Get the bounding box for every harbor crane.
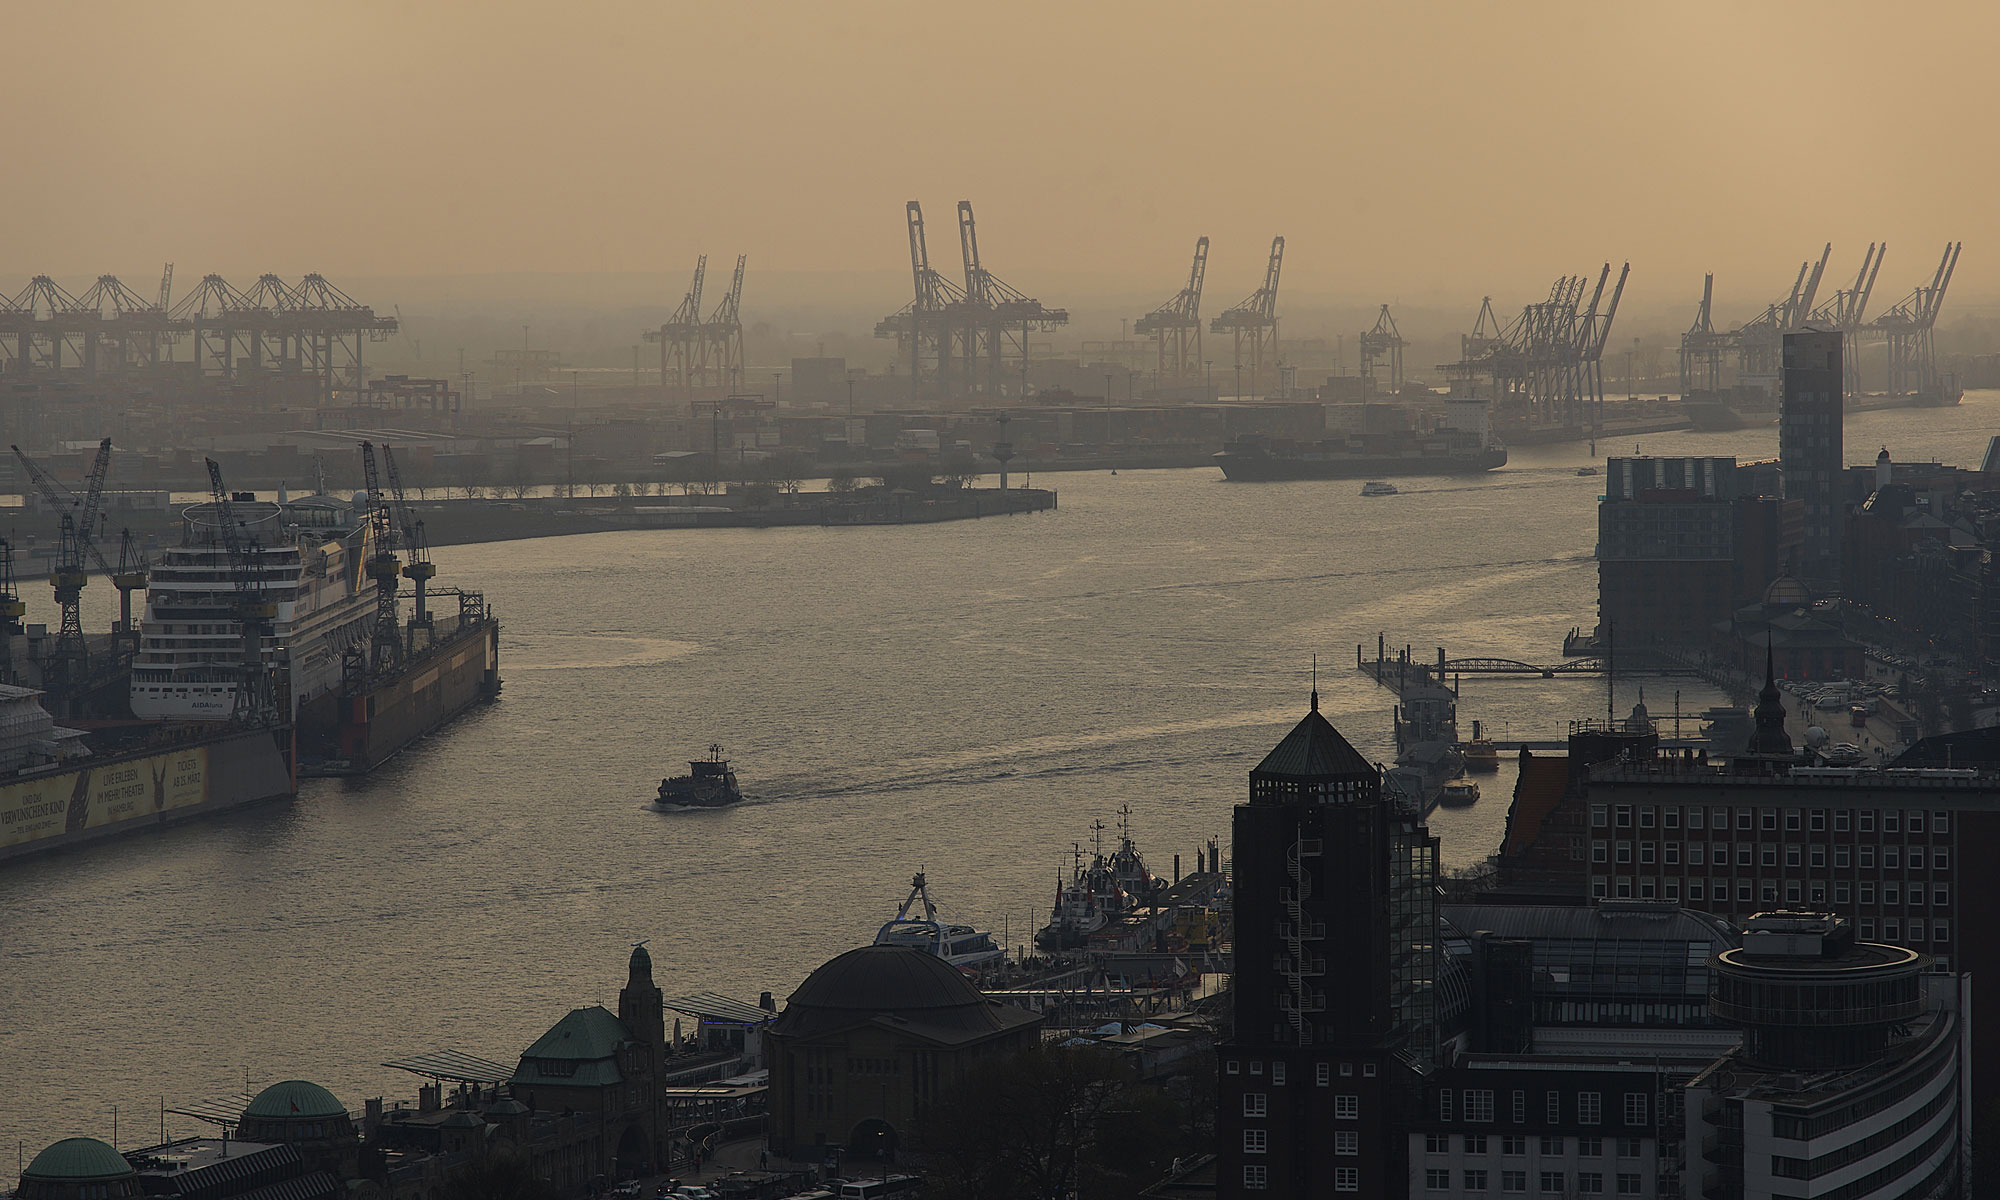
[1680,274,1725,396]
[0,542,24,684]
[1133,237,1208,381]
[1811,243,1886,394]
[953,201,1069,398]
[1211,237,1284,395]
[645,256,707,395]
[701,255,747,392]
[357,442,403,673]
[1873,242,1962,400]
[875,201,966,404]
[203,459,277,724]
[1359,304,1407,396]
[381,445,435,649]
[11,438,115,703]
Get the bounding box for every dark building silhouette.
[1780,329,1844,587]
[1218,691,1440,1196]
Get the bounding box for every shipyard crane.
[1133,237,1208,381]
[1211,237,1284,395]
[644,257,707,399]
[1359,304,1407,396]
[203,459,278,724]
[112,530,148,647]
[380,445,435,647]
[11,439,113,704]
[874,201,966,403]
[156,263,174,311]
[702,255,747,392]
[1873,242,1962,399]
[357,443,403,673]
[1810,243,1886,395]
[0,541,25,683]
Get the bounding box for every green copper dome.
[243,1080,347,1120]
[23,1138,134,1182]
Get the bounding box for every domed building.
[237,1080,361,1181]
[14,1138,140,1200]
[766,944,1043,1161]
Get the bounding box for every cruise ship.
[130,493,377,721]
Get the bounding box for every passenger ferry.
[130,492,377,721]
[873,872,1005,968]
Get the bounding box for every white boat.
[1439,778,1481,806]
[873,872,1005,968]
[130,493,377,721]
[1360,481,1398,496]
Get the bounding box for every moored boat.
[1439,777,1481,806]
[874,871,1005,968]
[1462,720,1500,772]
[1034,807,1163,952]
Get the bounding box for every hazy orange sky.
[7,2,1994,318]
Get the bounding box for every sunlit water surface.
[3,395,1994,1151]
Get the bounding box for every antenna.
[1311,653,1320,711]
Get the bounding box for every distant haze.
[9,2,1998,341]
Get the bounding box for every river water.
[3,396,1996,1155]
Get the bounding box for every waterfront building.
[1780,329,1846,588]
[235,1080,363,1180]
[1684,911,1965,1199]
[1216,692,1442,1197]
[764,944,1042,1163]
[505,944,676,1178]
[1403,905,1744,1199]
[1595,456,1800,649]
[12,1140,144,1200]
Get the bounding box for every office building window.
[1761,810,1777,831]
[1836,846,1850,868]
[1243,1093,1265,1117]
[1617,1138,1641,1157]
[1737,847,1752,867]
[1885,919,1900,940]
[1342,1062,1354,1076]
[1363,1064,1376,1077]
[1885,884,1899,905]
[1317,1064,1330,1086]
[1665,807,1680,829]
[1664,843,1679,865]
[1616,1173,1642,1194]
[1809,809,1825,831]
[1440,1091,1453,1121]
[1910,849,1924,870]
[1835,810,1850,831]
[1861,883,1875,904]
[1737,882,1751,903]
[1466,1135,1488,1154]
[1623,1094,1647,1126]
[1578,1137,1602,1157]
[1786,882,1801,903]
[1785,810,1800,831]
[1243,1165,1268,1191]
[1860,811,1874,832]
[1811,846,1825,867]
[1884,812,1900,833]
[1616,805,1631,827]
[1665,880,1680,901]
[1688,882,1704,900]
[1935,810,1949,834]
[1336,1095,1358,1120]
[1640,808,1655,829]
[1616,844,1631,864]
[1336,1130,1358,1156]
[1466,1090,1495,1123]
[1885,848,1899,869]
[1334,1167,1358,1192]
[1226,1060,1239,1074]
[1428,1134,1450,1154]
[1465,1169,1489,1191]
[1578,1174,1603,1194]
[1911,920,1926,941]
[1513,1091,1526,1122]
[1689,845,1704,866]
[1243,1130,1267,1154]
[1578,1093,1601,1124]
[1427,1169,1452,1190]
[1861,920,1875,939]
[1761,847,1776,868]
[1910,811,1925,833]
[1503,1136,1526,1156]
[1540,1171,1566,1194]
[1761,883,1777,903]
[1836,882,1851,904]
[1540,1136,1562,1155]
[1592,841,1607,863]
[1785,845,1801,867]
[1936,849,1949,870]
[1592,804,1607,827]
[1502,1171,1527,1193]
[1737,809,1752,830]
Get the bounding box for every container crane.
[381,445,435,648]
[702,255,747,392]
[874,201,965,404]
[644,257,707,398]
[1211,237,1284,394]
[204,458,278,724]
[0,540,25,683]
[1133,237,1208,381]
[357,442,403,673]
[1359,304,1406,396]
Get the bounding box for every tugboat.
[655,745,742,808]
[873,872,1006,968]
[1034,807,1163,952]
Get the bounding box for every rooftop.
[1252,696,1374,781]
[22,1138,134,1182]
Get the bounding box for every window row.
[1592,803,1951,836]
[1425,1170,1645,1194]
[1591,841,1947,871]
[1439,1090,1649,1127]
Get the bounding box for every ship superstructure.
[130,494,375,721]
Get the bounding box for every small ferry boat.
[656,745,742,808]
[874,872,1006,968]
[1360,481,1399,496]
[1439,778,1481,806]
[1575,466,1600,477]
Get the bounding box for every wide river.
[3,397,1996,1154]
